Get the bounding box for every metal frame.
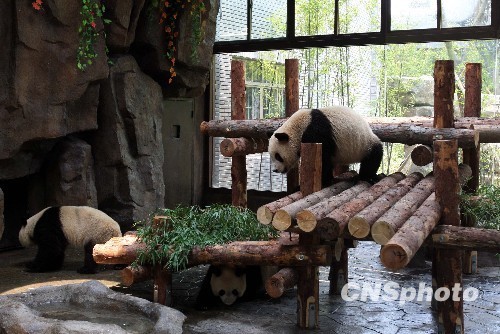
[214,0,500,54]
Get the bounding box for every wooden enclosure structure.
[93,60,500,333]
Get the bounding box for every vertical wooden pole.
[329,164,350,295]
[153,266,173,306]
[297,143,321,329]
[462,63,481,274]
[231,60,247,208]
[285,59,300,193]
[433,60,455,129]
[432,59,464,334]
[434,140,463,334]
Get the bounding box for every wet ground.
[1,242,498,333]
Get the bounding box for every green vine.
[32,0,109,71]
[133,204,279,271]
[152,0,206,83]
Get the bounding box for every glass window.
[391,0,437,30]
[252,0,287,39]
[441,0,491,28]
[338,0,381,34]
[216,0,248,41]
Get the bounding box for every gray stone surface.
[0,280,186,334]
[91,55,165,229]
[0,187,3,240]
[0,0,108,175]
[43,137,98,208]
[105,0,146,53]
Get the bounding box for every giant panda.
[19,206,122,274]
[269,106,383,186]
[195,265,277,309]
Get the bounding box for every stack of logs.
[256,163,496,272]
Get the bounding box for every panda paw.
[77,266,97,274]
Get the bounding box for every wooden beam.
[271,179,355,231]
[220,137,268,157]
[265,267,299,298]
[231,60,247,208]
[432,225,500,251]
[285,59,300,193]
[316,173,406,240]
[257,191,303,225]
[348,173,424,238]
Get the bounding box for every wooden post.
[297,143,321,329]
[433,60,455,129]
[153,266,173,306]
[462,63,481,274]
[285,59,300,193]
[434,140,463,334]
[231,60,247,208]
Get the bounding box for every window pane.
[295,0,336,36]
[391,0,437,30]
[441,0,491,28]
[216,0,247,41]
[338,0,381,34]
[252,0,287,39]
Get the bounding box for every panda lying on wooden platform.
[268,106,383,186]
[196,265,277,309]
[19,206,122,274]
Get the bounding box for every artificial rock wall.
[0,0,218,236]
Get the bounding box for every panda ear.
[274,132,289,142]
[234,267,246,277]
[211,266,222,277]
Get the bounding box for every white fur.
[269,106,380,173]
[19,206,122,248]
[210,267,246,305]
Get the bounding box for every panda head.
[268,131,301,174]
[210,266,247,306]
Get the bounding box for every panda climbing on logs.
[19,206,122,274]
[268,106,383,186]
[195,265,277,309]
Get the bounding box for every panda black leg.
[359,142,383,184]
[77,241,97,274]
[26,241,66,273]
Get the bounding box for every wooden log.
[265,267,299,298]
[271,180,355,231]
[93,234,145,265]
[432,225,500,251]
[433,60,455,128]
[257,191,303,225]
[153,267,172,306]
[199,117,500,143]
[299,143,322,195]
[434,140,460,225]
[371,164,471,245]
[433,61,464,334]
[296,182,370,233]
[316,173,406,240]
[285,59,300,193]
[369,125,478,148]
[231,60,247,208]
[462,63,482,274]
[371,176,435,245]
[348,173,424,239]
[220,137,268,157]
[411,145,433,166]
[380,193,440,270]
[189,240,332,267]
[121,265,152,287]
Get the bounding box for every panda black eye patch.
[232,289,239,296]
[275,153,284,163]
[218,290,225,296]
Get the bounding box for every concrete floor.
[1,242,498,334]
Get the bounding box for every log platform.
[93,59,500,333]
